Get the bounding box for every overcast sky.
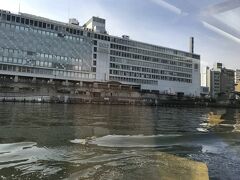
[1,0,240,71]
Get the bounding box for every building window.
[39,21,42,28]
[194,64,198,70]
[93,54,97,59]
[7,15,10,21]
[11,16,15,22]
[92,67,96,72]
[94,47,97,52]
[35,61,39,66]
[25,19,29,25]
[18,59,22,64]
[3,57,7,62]
[21,18,25,24]
[2,14,6,20]
[16,16,20,23]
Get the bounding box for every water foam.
[70,134,182,148]
[0,142,37,154]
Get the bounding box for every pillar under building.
[32,77,36,83]
[14,76,18,83]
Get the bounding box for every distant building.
[213,62,223,70]
[235,69,240,92]
[220,68,235,94]
[205,66,210,88]
[200,86,209,97]
[206,63,235,98]
[206,66,221,98]
[0,9,201,96]
[235,69,240,83]
[201,69,207,86]
[235,82,240,92]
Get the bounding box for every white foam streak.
[70,134,182,148]
[196,128,208,133]
[70,139,87,145]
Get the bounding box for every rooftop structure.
[0,9,201,96]
[83,16,106,34]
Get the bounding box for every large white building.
[0,10,201,96]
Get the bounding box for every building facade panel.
[0,10,96,82]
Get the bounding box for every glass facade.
[0,10,95,81]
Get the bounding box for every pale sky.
[1,0,240,72]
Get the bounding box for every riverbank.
[0,80,239,108]
[1,95,239,108]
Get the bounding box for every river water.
[0,103,240,179]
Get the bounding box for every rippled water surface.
[0,103,240,179]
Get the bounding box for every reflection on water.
[0,104,240,179]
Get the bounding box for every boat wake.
[70,134,183,148]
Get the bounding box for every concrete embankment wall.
[0,81,237,107]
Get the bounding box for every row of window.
[1,22,87,43]
[110,63,191,78]
[111,38,200,60]
[110,56,192,73]
[109,76,158,85]
[0,56,84,71]
[36,53,83,63]
[110,51,193,69]
[110,50,192,68]
[110,43,192,63]
[0,47,84,65]
[0,11,86,37]
[110,69,192,83]
[0,64,96,79]
[94,33,110,41]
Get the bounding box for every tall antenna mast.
[18,0,21,13]
[68,4,70,20]
[67,2,71,28]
